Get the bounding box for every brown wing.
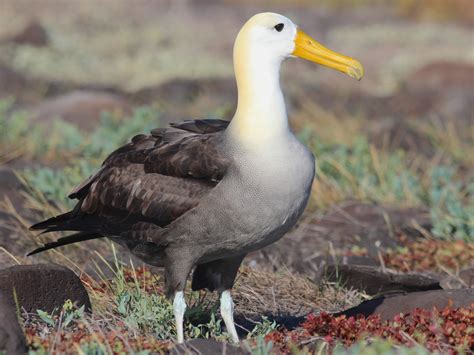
[31,119,230,246]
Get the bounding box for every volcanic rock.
[0,291,27,355]
[325,264,441,295]
[0,264,91,313]
[339,289,474,321]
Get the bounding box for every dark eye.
[274,23,284,32]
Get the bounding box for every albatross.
[29,12,363,343]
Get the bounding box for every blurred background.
[0,0,473,346]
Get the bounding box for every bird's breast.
[215,136,316,251]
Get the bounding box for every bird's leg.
[220,290,239,343]
[173,291,186,343]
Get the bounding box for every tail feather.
[27,232,103,256]
[29,211,75,231]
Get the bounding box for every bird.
[29,12,363,344]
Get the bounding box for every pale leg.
[173,291,186,343]
[220,290,239,343]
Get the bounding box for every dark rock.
[10,21,49,47]
[339,289,474,321]
[325,264,441,295]
[295,83,439,121]
[132,77,236,106]
[0,291,27,355]
[131,78,236,125]
[0,65,29,100]
[407,61,474,92]
[307,201,431,255]
[171,339,249,355]
[441,268,474,290]
[368,119,436,157]
[30,90,133,131]
[0,264,91,313]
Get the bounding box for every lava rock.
[30,90,133,131]
[0,264,91,313]
[0,291,27,355]
[408,61,474,92]
[339,289,474,321]
[325,264,441,295]
[171,339,249,355]
[9,21,49,47]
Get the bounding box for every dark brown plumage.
[29,119,233,293]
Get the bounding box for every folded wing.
[29,119,231,253]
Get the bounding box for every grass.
[0,101,158,166]
[20,252,472,354]
[20,246,359,354]
[1,96,472,243]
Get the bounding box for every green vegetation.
[0,101,158,165]
[24,252,283,353]
[1,98,470,241]
[301,130,473,241]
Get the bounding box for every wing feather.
[31,119,230,253]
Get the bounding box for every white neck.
[227,34,289,145]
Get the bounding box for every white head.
[234,13,297,67]
[234,12,363,80]
[230,12,363,143]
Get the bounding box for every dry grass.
[233,267,363,318]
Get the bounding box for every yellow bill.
[293,29,364,81]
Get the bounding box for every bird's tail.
[29,206,105,255]
[27,231,102,256]
[29,210,76,232]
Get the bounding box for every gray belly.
[168,137,316,263]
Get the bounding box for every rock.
[132,78,236,106]
[368,119,435,157]
[9,21,49,47]
[171,339,248,355]
[0,264,91,313]
[407,61,474,92]
[131,78,236,125]
[441,268,474,290]
[325,264,441,295]
[0,291,27,355]
[0,65,29,100]
[308,201,431,255]
[30,90,133,131]
[339,289,474,321]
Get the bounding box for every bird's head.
[235,12,364,81]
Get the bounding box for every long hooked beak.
[292,29,364,81]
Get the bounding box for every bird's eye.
[274,23,284,32]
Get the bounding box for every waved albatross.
[29,12,363,343]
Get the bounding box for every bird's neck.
[227,44,289,146]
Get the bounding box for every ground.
[0,0,473,354]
